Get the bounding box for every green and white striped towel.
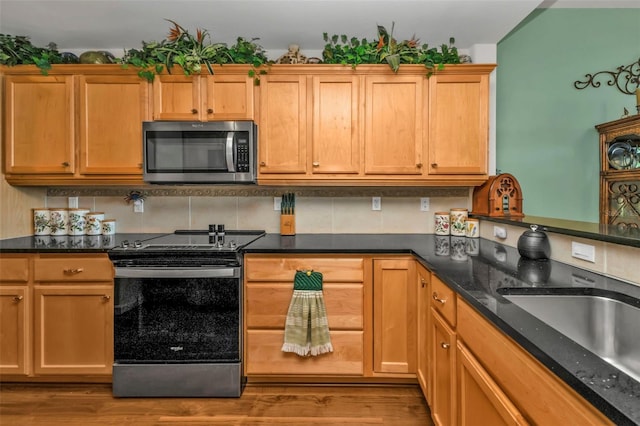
[281,270,333,356]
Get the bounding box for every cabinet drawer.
[0,258,30,283]
[34,256,113,282]
[245,257,364,282]
[246,283,364,330]
[431,274,456,327]
[245,330,364,376]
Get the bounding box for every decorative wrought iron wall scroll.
[574,58,640,95]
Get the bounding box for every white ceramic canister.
[102,219,116,235]
[450,208,468,237]
[33,208,51,235]
[48,208,69,236]
[68,208,90,236]
[465,218,480,238]
[86,212,105,236]
[434,212,450,235]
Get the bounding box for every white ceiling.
[0,0,638,60]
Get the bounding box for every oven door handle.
[114,267,239,279]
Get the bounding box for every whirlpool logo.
[170,346,184,352]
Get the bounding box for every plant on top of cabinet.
[121,20,269,83]
[0,34,69,74]
[322,23,461,74]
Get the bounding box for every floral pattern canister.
[48,208,68,236]
[434,212,450,235]
[33,208,50,235]
[102,219,116,235]
[86,212,104,236]
[450,208,468,237]
[68,208,90,236]
[465,218,480,238]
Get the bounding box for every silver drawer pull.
[441,342,450,349]
[63,268,84,274]
[13,295,23,302]
[432,292,447,304]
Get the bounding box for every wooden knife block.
[280,214,296,235]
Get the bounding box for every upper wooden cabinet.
[152,69,254,121]
[4,74,75,176]
[2,65,149,186]
[428,72,490,177]
[257,64,495,186]
[78,75,148,176]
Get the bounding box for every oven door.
[113,266,241,364]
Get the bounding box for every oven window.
[145,131,232,172]
[114,277,240,363]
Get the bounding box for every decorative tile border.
[47,186,469,198]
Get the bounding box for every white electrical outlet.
[372,197,381,211]
[68,197,78,208]
[571,241,595,263]
[133,199,144,213]
[274,197,282,211]
[493,226,507,239]
[420,197,430,211]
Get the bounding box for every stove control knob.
[228,240,237,249]
[134,240,142,248]
[121,240,129,248]
[215,240,224,249]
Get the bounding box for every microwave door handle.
[226,132,235,172]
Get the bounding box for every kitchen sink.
[499,290,640,382]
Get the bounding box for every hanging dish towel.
[282,270,333,356]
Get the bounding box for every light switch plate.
[571,241,595,263]
[133,199,144,213]
[68,197,78,208]
[420,197,430,211]
[274,197,282,211]
[493,226,507,239]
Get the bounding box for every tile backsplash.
[45,194,471,235]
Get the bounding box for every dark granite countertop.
[245,233,640,425]
[0,233,166,253]
[1,232,639,423]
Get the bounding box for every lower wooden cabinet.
[33,285,113,375]
[431,308,457,426]
[0,253,114,381]
[416,263,430,399]
[0,256,32,376]
[372,257,417,375]
[0,286,29,375]
[243,254,367,378]
[457,341,527,426]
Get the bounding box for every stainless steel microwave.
[143,121,257,184]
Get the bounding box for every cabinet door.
[258,74,307,174]
[0,287,29,375]
[152,74,201,120]
[33,285,113,375]
[78,75,149,175]
[431,309,456,426]
[311,75,361,174]
[204,74,254,120]
[428,73,489,175]
[457,342,529,426]
[416,264,431,400]
[364,75,424,175]
[3,75,75,174]
[373,258,417,374]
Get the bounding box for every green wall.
[496,8,640,223]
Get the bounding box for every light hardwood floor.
[0,383,434,425]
